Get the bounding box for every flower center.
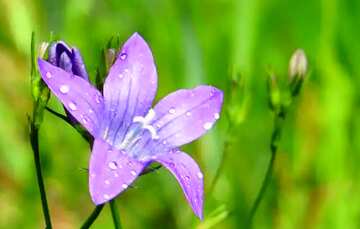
[116,109,159,155]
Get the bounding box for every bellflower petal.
[101,33,157,147]
[151,85,223,148]
[154,150,204,219]
[89,139,146,204]
[38,59,104,136]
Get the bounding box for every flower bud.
[288,49,307,97]
[289,49,307,81]
[48,41,89,80]
[267,73,281,111]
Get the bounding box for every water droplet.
[203,122,213,130]
[88,109,94,114]
[68,102,77,111]
[108,161,118,170]
[185,175,191,181]
[169,162,175,168]
[197,172,203,179]
[118,73,124,78]
[82,116,90,124]
[214,113,220,120]
[122,184,128,189]
[186,112,191,116]
[124,69,129,74]
[168,108,176,114]
[105,180,110,185]
[162,140,167,145]
[45,72,52,78]
[120,53,127,60]
[103,194,110,200]
[114,172,119,177]
[90,173,96,178]
[151,156,157,160]
[130,170,136,176]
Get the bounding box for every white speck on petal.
[46,72,52,78]
[168,108,176,114]
[130,170,136,176]
[120,53,127,60]
[108,161,118,170]
[197,172,203,179]
[203,122,213,130]
[103,194,110,200]
[122,184,128,189]
[214,113,220,119]
[105,180,110,185]
[60,85,70,94]
[68,102,77,111]
[186,112,191,116]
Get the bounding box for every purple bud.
[48,41,89,80]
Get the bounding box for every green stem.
[109,199,122,229]
[247,112,285,226]
[29,121,52,229]
[80,204,105,229]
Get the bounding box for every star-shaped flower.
[37,33,223,219]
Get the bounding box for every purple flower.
[37,33,223,219]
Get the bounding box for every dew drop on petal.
[88,109,94,114]
[203,122,213,130]
[59,85,70,94]
[130,170,136,176]
[119,53,127,60]
[162,140,167,145]
[103,194,110,200]
[197,172,203,179]
[82,115,90,124]
[169,162,175,168]
[108,161,118,170]
[168,108,176,114]
[186,112,191,116]
[214,113,220,120]
[118,73,124,78]
[68,102,77,111]
[114,172,119,177]
[46,72,52,79]
[122,184,128,189]
[105,180,110,185]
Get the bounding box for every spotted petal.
[102,33,158,146]
[152,85,223,148]
[89,139,146,204]
[155,150,204,219]
[38,58,104,136]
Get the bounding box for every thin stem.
[247,112,285,226]
[80,204,105,229]
[109,199,122,229]
[29,121,52,229]
[45,107,71,124]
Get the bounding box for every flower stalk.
[29,32,52,229]
[80,204,105,229]
[109,199,122,229]
[247,49,308,226]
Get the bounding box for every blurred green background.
[1,0,360,228]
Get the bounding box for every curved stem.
[29,121,52,229]
[109,199,122,229]
[80,204,105,229]
[247,113,285,226]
